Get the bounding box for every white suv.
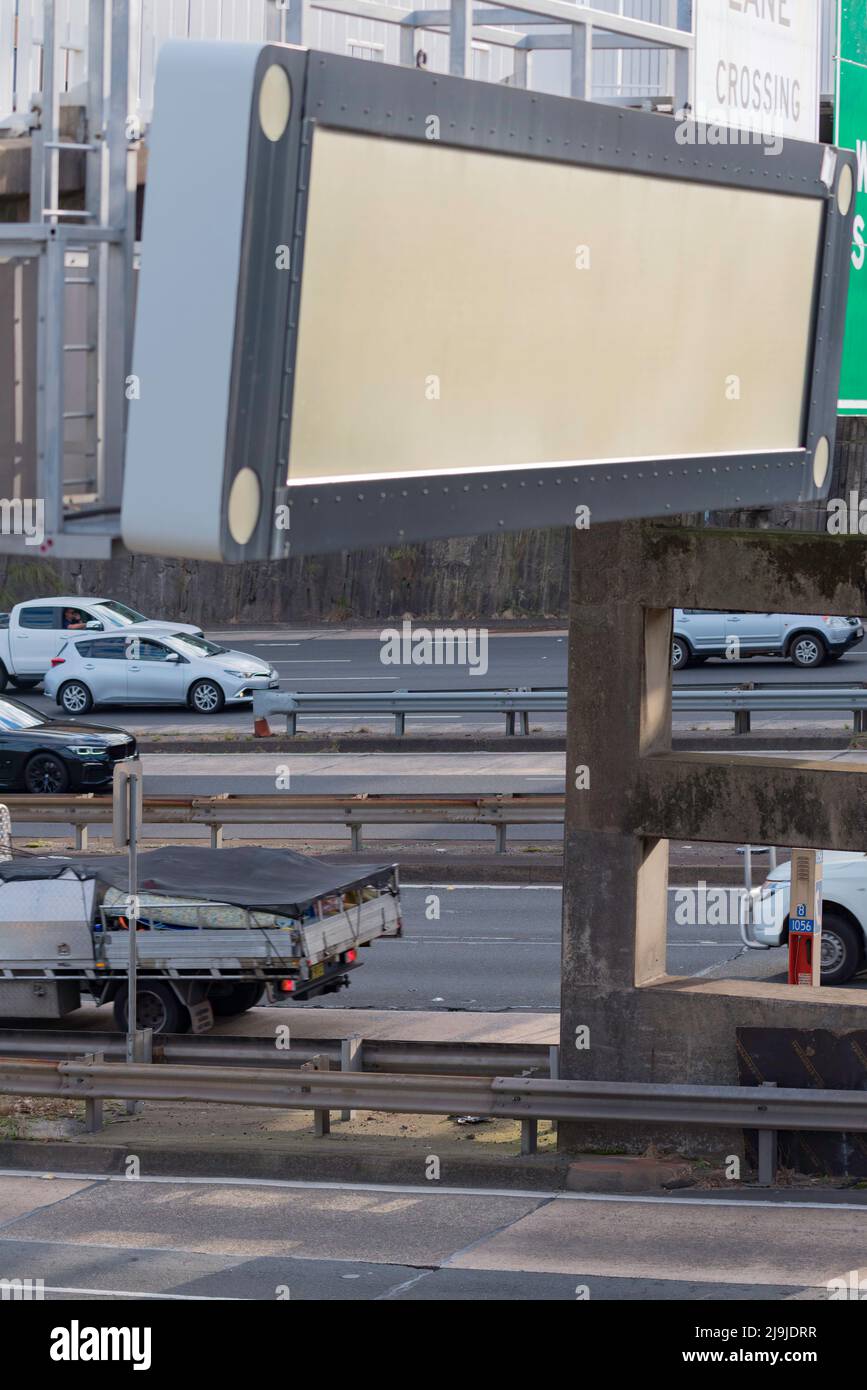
[672,610,864,670]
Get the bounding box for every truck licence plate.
[310,962,325,979]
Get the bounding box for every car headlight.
[824,617,849,628]
[66,745,107,757]
[223,668,251,679]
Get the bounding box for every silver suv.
[672,611,864,670]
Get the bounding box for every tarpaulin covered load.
[0,847,397,918]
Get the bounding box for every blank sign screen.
[287,127,822,484]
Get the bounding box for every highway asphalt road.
[10,626,867,734]
[1,1170,863,1301]
[276,885,849,1012]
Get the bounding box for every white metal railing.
[2,0,691,122]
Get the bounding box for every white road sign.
[694,0,821,142]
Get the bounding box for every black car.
[0,695,136,793]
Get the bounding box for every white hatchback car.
[44,631,279,715]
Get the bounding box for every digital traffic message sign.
[122,42,855,562]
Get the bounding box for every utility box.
[788,849,823,987]
[0,980,81,1019]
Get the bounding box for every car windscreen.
[0,698,44,730]
[169,633,226,658]
[93,600,149,626]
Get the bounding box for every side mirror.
[85,620,103,630]
[165,652,181,662]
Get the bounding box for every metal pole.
[449,0,472,77]
[101,0,135,510]
[39,0,65,541]
[757,1081,777,1186]
[84,1051,105,1132]
[126,769,138,1114]
[570,21,593,100]
[339,1033,363,1121]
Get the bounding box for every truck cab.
[0,598,204,690]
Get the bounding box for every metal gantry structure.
[0,0,135,556]
[0,0,695,558]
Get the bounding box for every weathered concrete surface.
[640,750,867,851]
[559,521,867,1157]
[586,518,867,616]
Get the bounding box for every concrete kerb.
[134,734,861,755]
[0,1137,573,1192]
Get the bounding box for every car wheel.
[58,680,93,715]
[789,635,826,668]
[819,912,863,987]
[671,638,691,670]
[24,752,70,795]
[189,679,225,714]
[113,982,190,1035]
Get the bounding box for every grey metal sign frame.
[204,47,855,561]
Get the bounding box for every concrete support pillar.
[559,524,670,1145]
[557,519,867,1158]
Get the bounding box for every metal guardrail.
[256,682,867,737]
[0,1027,557,1078]
[253,688,566,736]
[2,791,564,853]
[1,1058,861,1181]
[672,682,867,734]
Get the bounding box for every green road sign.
[840,0,867,66]
[836,2,867,413]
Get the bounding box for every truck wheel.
[210,983,264,1017]
[0,662,8,692]
[189,679,225,714]
[820,912,863,987]
[58,680,93,715]
[113,982,190,1035]
[23,752,70,794]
